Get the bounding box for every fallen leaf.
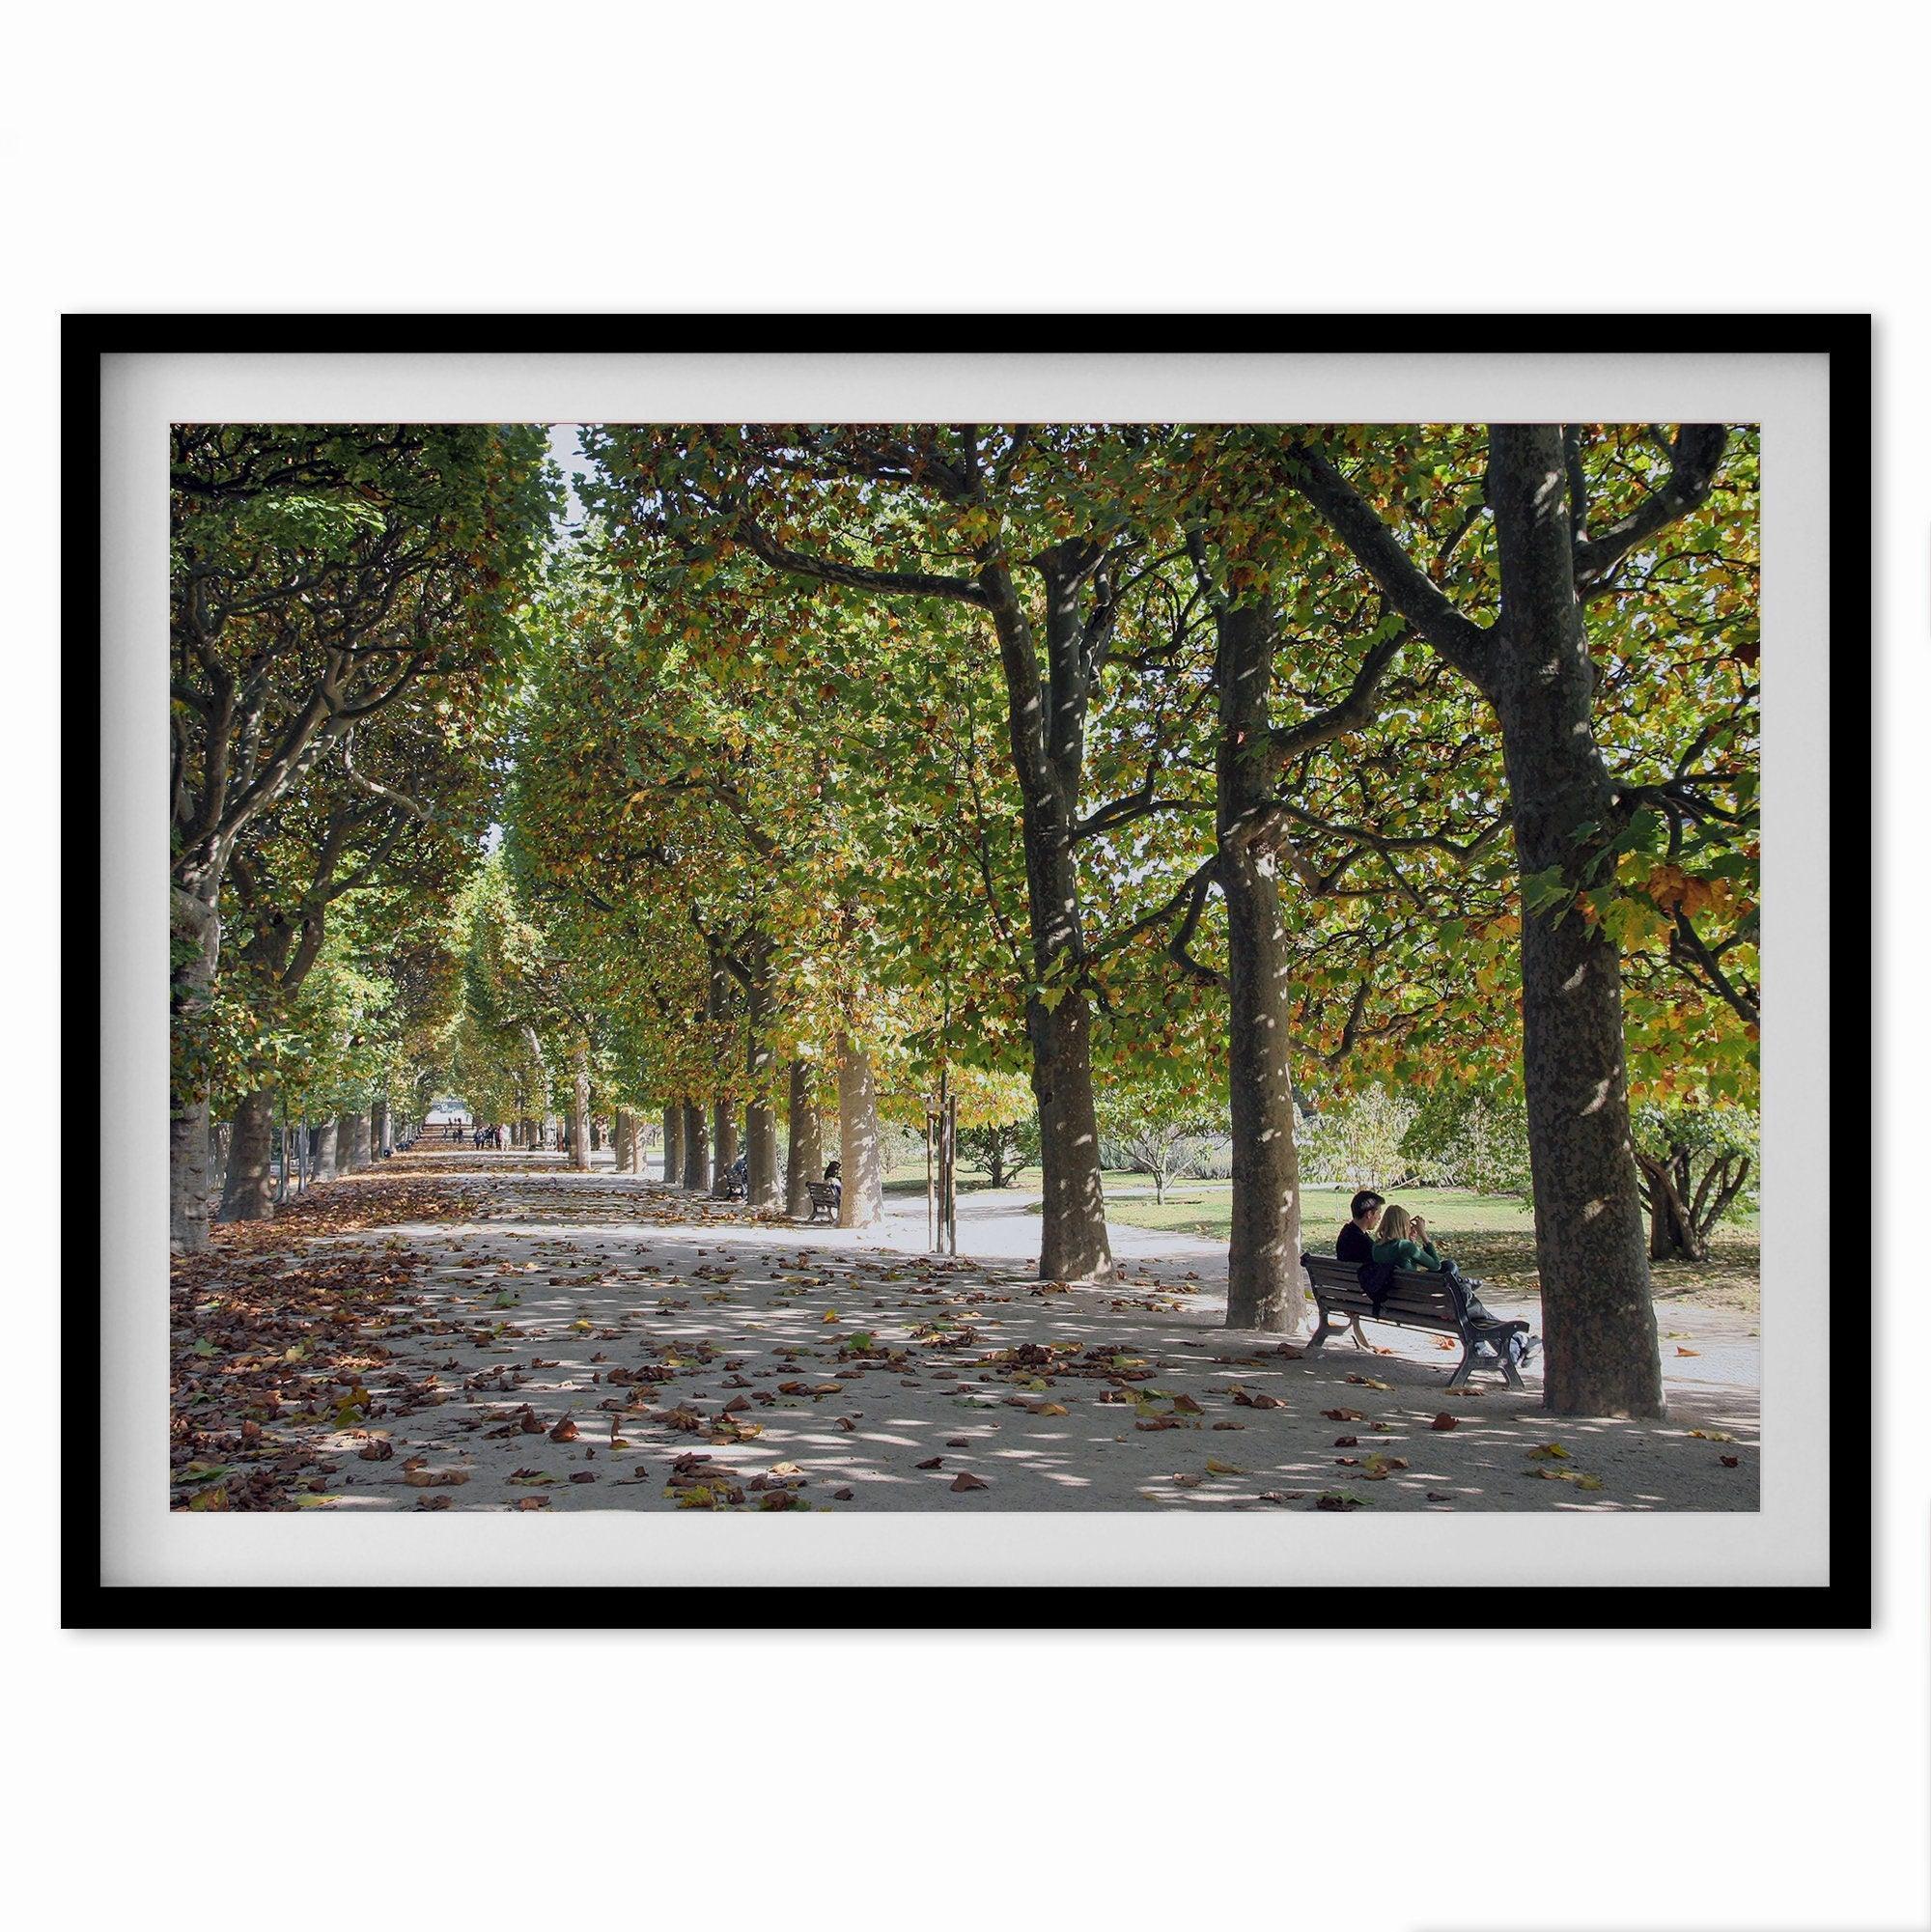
[548,1416,579,1442]
[1430,1414,1459,1432]
[950,1472,989,1493]
[915,1456,945,1470]
[1322,1409,1363,1423]
[1525,1442,1571,1460]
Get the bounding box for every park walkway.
[169,1152,1762,1514]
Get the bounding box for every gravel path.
[171,1154,1760,1514]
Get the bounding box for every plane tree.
[169,423,552,1247]
[1282,421,1754,1414]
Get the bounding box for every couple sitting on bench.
[1336,1190,1539,1368]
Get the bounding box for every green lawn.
[1108,1182,1537,1240]
[1105,1179,1758,1315]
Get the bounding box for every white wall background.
[13,7,1922,1930]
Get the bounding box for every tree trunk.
[984,545,1115,1284]
[742,959,781,1209]
[1026,989,1111,1280]
[1217,601,1308,1334]
[614,1107,634,1173]
[1639,1150,1711,1264]
[836,1030,885,1228]
[312,1116,339,1181]
[169,884,221,1252]
[1489,425,1663,1418]
[785,1059,819,1218]
[683,1101,710,1191]
[571,1039,592,1172]
[712,1103,740,1195]
[217,1088,278,1222]
[373,1099,390,1158]
[661,1106,683,1186]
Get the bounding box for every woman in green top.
[1370,1202,1448,1271]
[1371,1203,1531,1358]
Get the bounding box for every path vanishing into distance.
[169,1151,1762,1515]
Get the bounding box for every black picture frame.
[68,312,1871,1631]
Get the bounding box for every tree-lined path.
[170,1153,1759,1514]
[170,419,1762,1490]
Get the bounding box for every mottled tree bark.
[836,1031,885,1228]
[1026,990,1110,1280]
[683,1101,710,1191]
[1488,426,1663,1417]
[312,1116,339,1181]
[614,1107,635,1173]
[991,546,1116,1284]
[785,1059,820,1218]
[570,1039,592,1172]
[373,1099,390,1158]
[217,1088,278,1223]
[661,1106,683,1186]
[169,885,221,1252]
[742,955,781,1209]
[1216,608,1307,1331]
[712,1103,740,1195]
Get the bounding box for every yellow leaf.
[1525,1442,1571,1460]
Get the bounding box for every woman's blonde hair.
[1378,1203,1413,1244]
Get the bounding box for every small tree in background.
[1096,1087,1220,1206]
[956,1117,1041,1189]
[1633,1103,1757,1263]
[1301,1088,1423,1192]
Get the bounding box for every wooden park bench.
[1302,1252,1526,1390]
[804,1180,841,1223]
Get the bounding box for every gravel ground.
[171,1157,1760,1515]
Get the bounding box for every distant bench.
[804,1181,840,1223]
[1302,1252,1525,1390]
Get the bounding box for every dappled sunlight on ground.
[169,1159,1761,1514]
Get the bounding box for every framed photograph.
[71,315,1866,1626]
